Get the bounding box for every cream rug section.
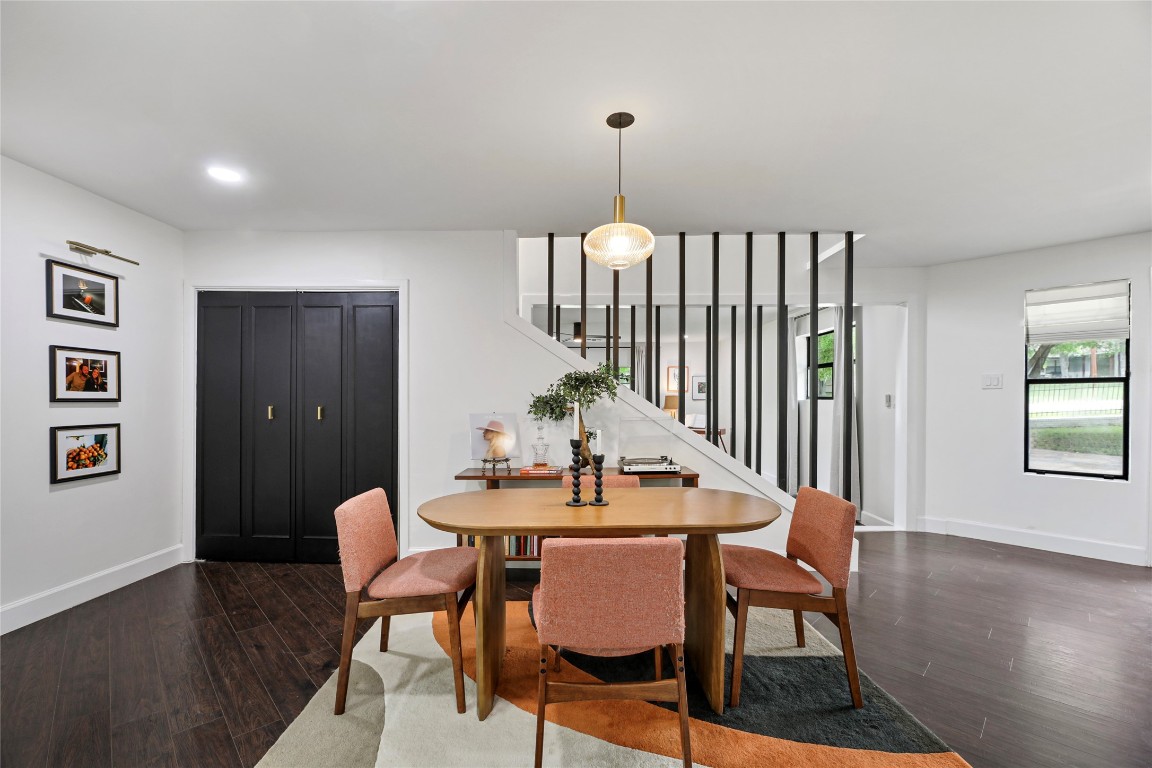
[258,612,685,767]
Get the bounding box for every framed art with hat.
[468,413,520,461]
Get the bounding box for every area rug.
[258,604,970,767]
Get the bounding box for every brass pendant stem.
[613,195,626,224]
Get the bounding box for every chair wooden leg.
[654,646,663,680]
[445,593,466,714]
[535,644,548,768]
[834,588,864,709]
[672,643,692,767]
[334,591,360,716]
[793,609,805,647]
[729,588,749,708]
[378,616,391,652]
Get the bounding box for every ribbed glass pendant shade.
[584,222,656,270]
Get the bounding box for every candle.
[572,403,579,440]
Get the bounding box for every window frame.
[1024,339,1130,481]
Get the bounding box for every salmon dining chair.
[560,473,641,489]
[532,537,692,768]
[722,486,863,709]
[333,488,478,716]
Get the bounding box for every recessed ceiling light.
[207,165,245,184]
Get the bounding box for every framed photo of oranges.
[50,423,121,483]
[45,259,120,327]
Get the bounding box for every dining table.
[418,486,782,720]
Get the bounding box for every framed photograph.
[666,365,688,393]
[46,259,119,327]
[50,423,121,484]
[49,346,121,402]
[691,374,708,400]
[468,413,521,461]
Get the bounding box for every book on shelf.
[519,466,563,475]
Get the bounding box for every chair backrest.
[536,537,684,653]
[333,488,398,593]
[786,486,857,590]
[561,474,640,489]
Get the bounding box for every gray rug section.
[257,659,386,768]
[562,606,951,755]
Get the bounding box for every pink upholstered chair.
[333,488,478,715]
[561,474,640,489]
[722,486,863,709]
[532,537,691,768]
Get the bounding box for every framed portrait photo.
[666,365,688,393]
[468,413,521,461]
[50,423,121,484]
[49,346,121,402]
[691,374,708,400]
[45,259,120,327]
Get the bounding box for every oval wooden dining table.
[418,486,783,720]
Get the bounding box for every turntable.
[619,456,682,474]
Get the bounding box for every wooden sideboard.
[453,465,699,489]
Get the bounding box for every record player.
[619,456,682,474]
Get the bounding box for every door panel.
[297,297,345,562]
[197,296,245,560]
[348,295,399,530]
[249,296,295,547]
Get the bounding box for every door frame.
[182,280,410,563]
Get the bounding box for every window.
[799,327,855,400]
[815,330,835,399]
[1024,280,1130,479]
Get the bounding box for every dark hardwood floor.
[2,533,1148,767]
[808,533,1152,768]
[1,561,363,768]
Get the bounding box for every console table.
[454,465,699,489]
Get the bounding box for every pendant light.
[583,112,655,270]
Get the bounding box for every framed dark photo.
[49,346,121,402]
[45,259,120,327]
[50,423,121,484]
[691,374,708,400]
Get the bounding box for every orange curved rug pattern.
[434,603,970,768]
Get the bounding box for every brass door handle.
[267,405,274,420]
[317,405,324,421]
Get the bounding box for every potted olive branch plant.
[528,363,619,469]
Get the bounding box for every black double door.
[196,291,398,563]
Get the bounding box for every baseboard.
[860,509,894,527]
[920,517,1147,566]
[1,544,185,634]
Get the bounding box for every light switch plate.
[981,373,1003,390]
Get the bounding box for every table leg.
[684,533,726,714]
[473,535,506,719]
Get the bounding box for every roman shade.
[1025,279,1130,344]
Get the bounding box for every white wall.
[1,158,186,631]
[182,231,799,561]
[859,305,906,524]
[924,232,1151,565]
[182,231,573,556]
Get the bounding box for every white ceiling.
[2,2,1148,267]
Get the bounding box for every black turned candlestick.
[566,439,587,507]
[589,454,609,506]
